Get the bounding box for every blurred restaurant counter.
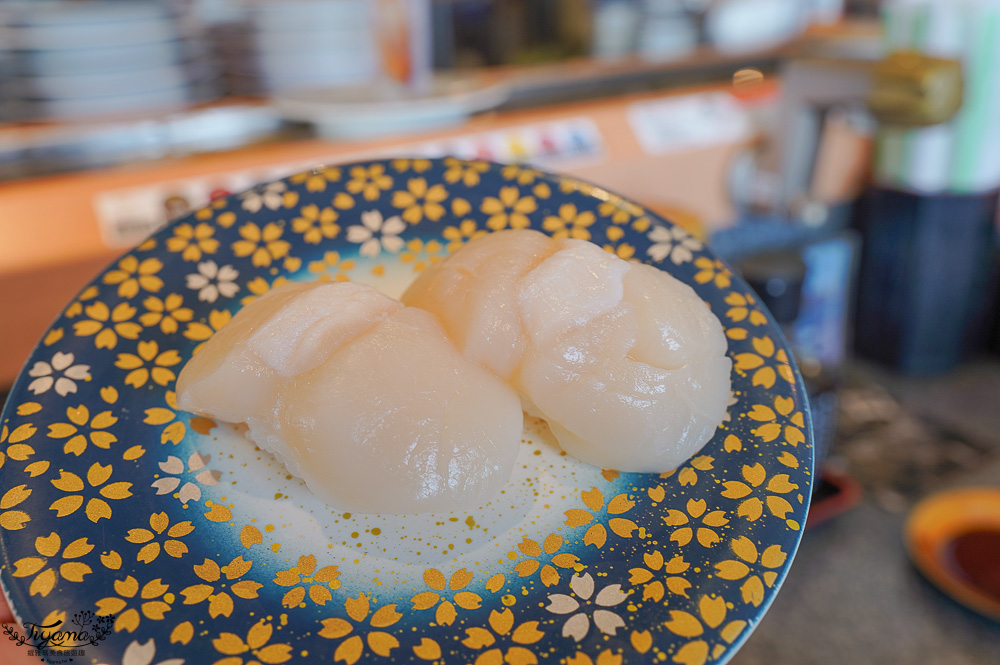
[733,360,1000,665]
[0,14,881,387]
[0,74,787,387]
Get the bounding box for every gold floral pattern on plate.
[0,159,812,665]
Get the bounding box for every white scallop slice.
[403,229,554,379]
[176,281,523,514]
[516,305,732,472]
[404,229,732,473]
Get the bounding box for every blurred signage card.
[628,91,752,155]
[415,118,605,168]
[93,117,606,249]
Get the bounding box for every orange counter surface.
[0,81,775,387]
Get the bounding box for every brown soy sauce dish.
[905,486,1000,622]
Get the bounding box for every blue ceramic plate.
[0,159,812,665]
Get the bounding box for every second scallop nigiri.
[403,229,732,473]
[176,281,524,514]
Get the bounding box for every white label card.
[628,91,752,155]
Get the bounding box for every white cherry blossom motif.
[346,209,406,259]
[240,181,288,213]
[27,352,91,396]
[185,261,239,303]
[647,224,703,265]
[98,638,184,665]
[545,573,628,642]
[152,452,220,504]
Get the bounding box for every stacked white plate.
[637,0,699,62]
[1,1,205,121]
[220,0,379,97]
[275,73,509,139]
[591,1,642,60]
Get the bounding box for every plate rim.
[0,157,815,664]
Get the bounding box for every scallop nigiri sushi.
[176,281,523,514]
[403,229,732,472]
